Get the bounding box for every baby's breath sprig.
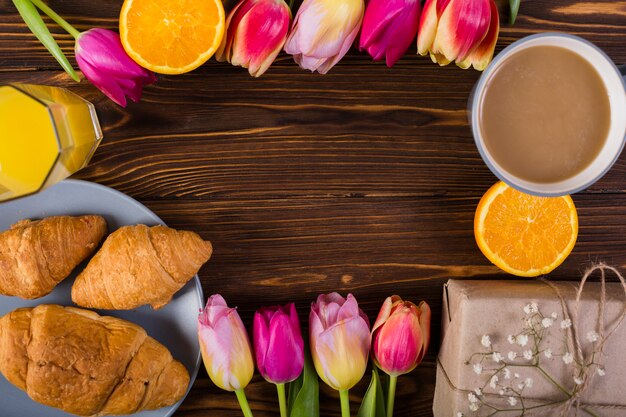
[461,302,606,417]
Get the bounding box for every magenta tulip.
[253,303,304,383]
[75,28,156,107]
[359,0,421,67]
[216,0,291,77]
[254,303,304,417]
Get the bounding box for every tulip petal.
[313,315,370,390]
[77,57,127,107]
[253,311,271,375]
[431,0,490,63]
[372,296,394,334]
[215,0,247,62]
[416,301,432,363]
[417,0,438,56]
[455,0,499,70]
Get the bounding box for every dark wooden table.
[2,0,626,415]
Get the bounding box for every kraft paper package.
[434,268,626,417]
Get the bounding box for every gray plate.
[0,179,203,417]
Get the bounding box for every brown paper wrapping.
[433,279,626,417]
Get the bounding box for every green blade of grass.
[12,0,79,81]
[509,0,520,25]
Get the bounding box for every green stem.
[386,375,398,417]
[235,389,254,417]
[339,390,350,417]
[276,383,288,417]
[30,0,80,38]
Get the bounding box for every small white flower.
[507,351,517,361]
[561,319,572,329]
[492,352,503,363]
[544,348,553,359]
[525,377,534,388]
[474,387,482,396]
[523,350,533,360]
[498,389,505,396]
[517,334,529,347]
[597,367,606,376]
[481,335,492,348]
[517,382,525,390]
[457,413,464,417]
[503,368,511,380]
[574,376,584,385]
[489,375,499,389]
[468,392,478,403]
[507,334,516,345]
[514,372,520,379]
[507,396,518,406]
[563,352,574,364]
[587,331,599,343]
[523,304,531,315]
[541,317,554,328]
[551,312,558,319]
[523,303,538,315]
[473,363,483,375]
[469,402,479,412]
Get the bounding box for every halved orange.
[474,181,578,277]
[120,0,225,75]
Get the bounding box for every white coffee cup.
[469,33,626,196]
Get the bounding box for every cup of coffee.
[469,33,626,196]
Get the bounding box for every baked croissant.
[0,304,189,416]
[0,215,107,299]
[72,224,212,310]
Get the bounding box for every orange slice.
[120,0,225,75]
[474,181,578,277]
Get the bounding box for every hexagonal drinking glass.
[0,84,102,202]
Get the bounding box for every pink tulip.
[198,295,255,392]
[253,303,304,384]
[417,0,500,70]
[359,0,421,67]
[371,295,431,376]
[309,293,370,391]
[284,0,365,74]
[216,0,291,77]
[75,28,156,107]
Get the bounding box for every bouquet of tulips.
[198,292,431,417]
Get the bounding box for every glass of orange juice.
[0,84,102,202]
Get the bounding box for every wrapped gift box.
[433,277,626,417]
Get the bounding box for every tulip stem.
[276,383,288,417]
[339,390,350,417]
[387,375,398,417]
[235,389,254,417]
[29,0,81,38]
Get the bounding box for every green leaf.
[357,367,386,417]
[509,0,520,25]
[288,345,319,417]
[11,0,79,81]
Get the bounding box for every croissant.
[0,215,107,299]
[72,224,212,310]
[0,304,189,416]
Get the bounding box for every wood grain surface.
[1,0,626,415]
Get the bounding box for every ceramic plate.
[0,179,203,417]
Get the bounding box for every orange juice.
[0,84,102,201]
